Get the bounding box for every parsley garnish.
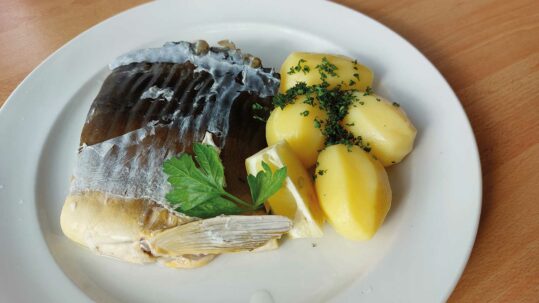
[273,82,310,109]
[164,143,287,218]
[300,110,310,117]
[313,118,322,128]
[252,103,264,110]
[251,101,268,122]
[364,86,373,95]
[392,102,400,107]
[315,57,338,80]
[247,162,288,206]
[272,57,373,151]
[287,59,311,75]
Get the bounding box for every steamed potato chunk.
[279,52,373,93]
[266,96,327,168]
[343,93,417,166]
[315,144,391,240]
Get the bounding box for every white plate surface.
[0,0,481,302]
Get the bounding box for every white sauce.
[140,85,174,101]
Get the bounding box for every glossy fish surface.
[60,41,290,268]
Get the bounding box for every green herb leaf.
[177,196,244,219]
[247,162,287,207]
[252,103,264,111]
[164,144,287,218]
[364,86,373,95]
[313,118,322,129]
[287,58,310,75]
[163,154,223,211]
[193,143,224,188]
[315,57,338,80]
[164,144,249,217]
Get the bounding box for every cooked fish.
[60,40,290,268]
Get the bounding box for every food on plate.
[266,96,327,167]
[342,93,417,166]
[269,52,415,239]
[315,144,391,240]
[60,40,291,268]
[60,40,417,268]
[279,52,373,93]
[246,140,324,238]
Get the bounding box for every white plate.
[0,0,481,302]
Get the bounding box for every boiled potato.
[343,92,416,166]
[266,96,327,168]
[279,52,373,93]
[315,144,391,240]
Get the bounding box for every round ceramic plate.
[0,0,481,302]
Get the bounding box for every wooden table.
[1,0,537,301]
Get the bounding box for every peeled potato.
[343,92,417,166]
[266,96,327,168]
[315,144,391,240]
[279,52,373,93]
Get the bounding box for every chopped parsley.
[273,82,309,109]
[392,102,400,107]
[272,57,373,151]
[313,117,323,129]
[252,103,264,111]
[364,86,373,96]
[315,57,338,80]
[300,110,310,117]
[287,59,311,75]
[251,101,269,122]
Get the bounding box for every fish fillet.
[60,40,290,268]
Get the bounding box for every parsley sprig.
[163,143,287,218]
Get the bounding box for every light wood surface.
[1,0,538,302]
